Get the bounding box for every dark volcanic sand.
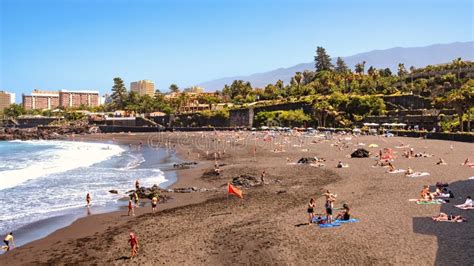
[1,132,473,265]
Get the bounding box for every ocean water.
[0,140,171,240]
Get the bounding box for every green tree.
[355,61,366,74]
[335,57,349,73]
[314,46,333,72]
[3,103,25,118]
[111,77,128,110]
[169,84,180,93]
[397,63,408,78]
[439,79,474,131]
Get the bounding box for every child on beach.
[307,198,316,223]
[128,200,135,216]
[151,195,158,213]
[2,232,15,252]
[129,232,139,258]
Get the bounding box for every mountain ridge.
[196,41,474,91]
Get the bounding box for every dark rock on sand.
[351,148,370,158]
[109,190,118,194]
[130,185,170,202]
[232,174,260,187]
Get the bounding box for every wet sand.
[1,132,473,265]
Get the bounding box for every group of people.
[418,184,470,222]
[307,190,351,225]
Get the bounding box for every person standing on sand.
[128,199,135,216]
[323,190,336,224]
[261,171,266,185]
[86,193,91,207]
[151,195,158,213]
[134,192,139,208]
[129,232,139,258]
[307,198,316,223]
[2,232,15,251]
[135,179,140,191]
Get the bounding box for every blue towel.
[319,223,341,228]
[334,218,359,223]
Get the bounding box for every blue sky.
[1,0,473,101]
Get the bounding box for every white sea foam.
[0,140,125,190]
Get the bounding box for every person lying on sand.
[1,232,15,252]
[129,232,139,258]
[334,203,351,221]
[436,158,447,165]
[405,167,414,175]
[462,158,474,167]
[432,213,466,222]
[420,185,433,201]
[455,196,473,209]
[307,198,316,223]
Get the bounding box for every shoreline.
[1,132,473,264]
[0,138,183,251]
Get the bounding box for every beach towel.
[319,223,341,228]
[387,169,406,174]
[407,172,430,178]
[455,206,474,210]
[416,199,445,205]
[334,218,359,223]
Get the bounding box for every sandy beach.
[1,132,473,265]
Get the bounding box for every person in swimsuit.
[128,199,135,216]
[135,179,140,191]
[129,232,139,258]
[2,232,15,251]
[86,193,91,207]
[419,185,433,201]
[134,192,139,208]
[335,203,351,221]
[260,171,266,185]
[432,213,465,222]
[323,190,336,223]
[307,198,316,223]
[151,195,158,213]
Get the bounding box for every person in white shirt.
[455,196,472,208]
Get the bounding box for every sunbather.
[432,212,466,222]
[334,203,351,221]
[420,185,433,201]
[455,196,473,209]
[436,158,447,165]
[405,167,414,175]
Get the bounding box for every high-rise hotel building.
[22,90,59,110]
[130,80,155,97]
[22,89,99,110]
[0,91,15,110]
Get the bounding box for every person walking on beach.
[151,195,158,213]
[86,193,91,207]
[2,232,15,252]
[260,171,266,185]
[128,232,139,258]
[307,198,316,223]
[128,199,135,216]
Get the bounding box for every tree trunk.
[468,111,471,132]
[457,110,464,132]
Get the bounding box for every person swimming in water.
[2,232,15,252]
